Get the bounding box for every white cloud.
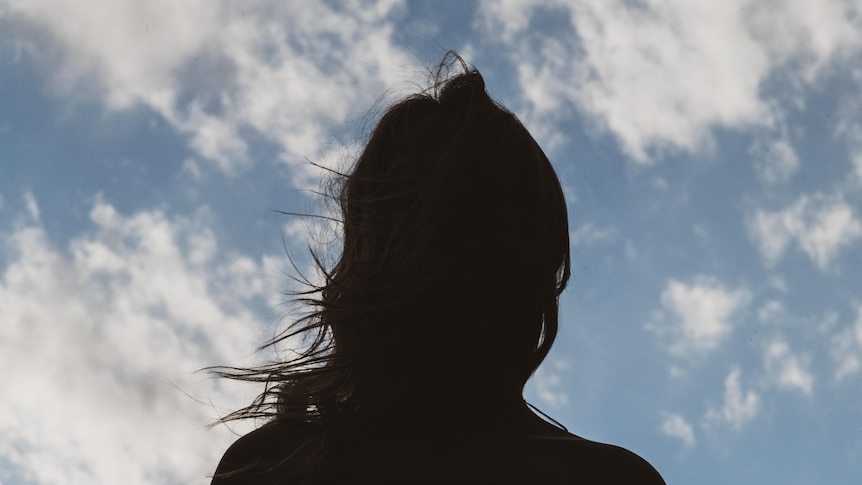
[647,276,751,358]
[624,240,637,260]
[569,222,617,247]
[767,275,789,293]
[478,0,862,163]
[757,299,787,325]
[833,75,862,189]
[744,0,862,81]
[1,0,416,182]
[0,196,286,484]
[527,357,570,409]
[832,305,862,381]
[704,367,760,430]
[749,193,862,271]
[2,0,218,108]
[182,158,203,181]
[23,191,39,221]
[183,108,250,174]
[763,340,814,395]
[660,412,696,448]
[475,0,546,43]
[750,137,800,185]
[854,154,862,184]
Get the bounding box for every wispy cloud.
[749,136,800,186]
[757,299,788,325]
[832,305,862,381]
[23,191,40,221]
[748,193,862,271]
[569,222,617,247]
[660,412,696,448]
[704,367,760,430]
[647,276,751,359]
[763,339,814,396]
[528,357,570,409]
[0,195,282,484]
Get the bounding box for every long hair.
[208,52,571,483]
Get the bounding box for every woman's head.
[211,53,570,427]
[325,55,571,406]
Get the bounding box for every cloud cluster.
[655,291,830,445]
[0,195,282,484]
[10,0,859,171]
[647,276,764,445]
[1,0,415,181]
[748,193,862,271]
[647,276,751,359]
[478,0,862,162]
[662,366,762,449]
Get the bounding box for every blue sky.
[2,1,862,484]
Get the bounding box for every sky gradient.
[2,1,862,484]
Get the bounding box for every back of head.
[209,53,574,485]
[325,55,571,415]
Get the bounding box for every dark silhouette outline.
[208,52,666,484]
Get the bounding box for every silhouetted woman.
[210,54,666,484]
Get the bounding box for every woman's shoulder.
[210,418,665,485]
[211,419,323,484]
[518,434,666,484]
